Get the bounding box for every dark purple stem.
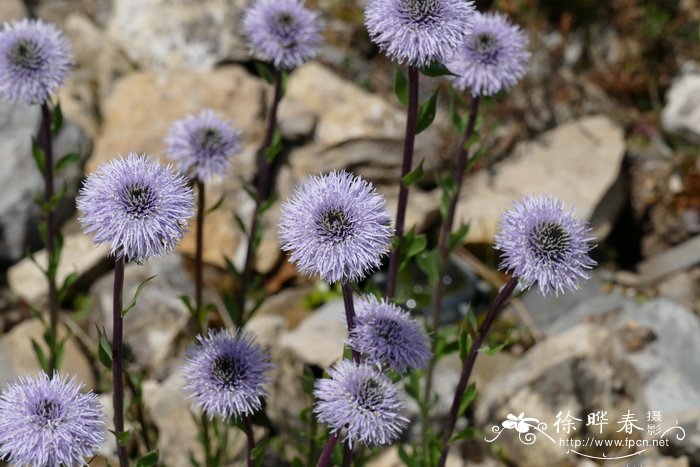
[423,96,481,415]
[341,282,360,364]
[236,68,283,327]
[342,441,353,467]
[195,179,205,327]
[316,431,340,467]
[385,66,420,299]
[243,415,256,467]
[437,275,519,467]
[40,102,58,373]
[112,254,129,467]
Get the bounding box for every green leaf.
[121,275,157,316]
[32,137,45,172]
[136,450,159,467]
[205,195,225,214]
[465,306,478,333]
[394,68,408,106]
[31,339,49,373]
[97,327,112,370]
[450,427,477,444]
[402,159,425,186]
[415,90,438,134]
[404,372,421,402]
[458,384,477,418]
[251,438,270,464]
[405,233,427,258]
[179,295,195,314]
[113,430,130,447]
[254,61,275,84]
[54,337,66,370]
[417,249,441,286]
[265,128,283,162]
[448,223,470,250]
[233,213,247,234]
[480,341,509,356]
[51,103,63,136]
[259,194,277,214]
[57,271,79,303]
[420,61,457,77]
[55,152,80,173]
[458,327,472,362]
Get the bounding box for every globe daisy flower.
[348,295,431,373]
[279,171,393,284]
[77,153,194,264]
[165,109,243,183]
[364,0,476,68]
[182,329,272,420]
[446,12,530,96]
[242,0,322,70]
[314,361,408,447]
[0,373,105,467]
[494,194,596,296]
[0,19,72,105]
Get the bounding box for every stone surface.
[278,299,346,368]
[91,254,194,372]
[455,115,625,244]
[285,63,446,184]
[0,0,26,21]
[143,370,208,467]
[107,0,249,71]
[0,101,92,262]
[379,185,441,233]
[478,296,700,466]
[89,66,268,269]
[8,232,111,304]
[662,69,700,144]
[0,319,95,389]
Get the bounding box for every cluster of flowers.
[0,0,596,464]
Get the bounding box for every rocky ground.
[1,0,700,466]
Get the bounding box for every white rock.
[8,232,110,305]
[108,0,249,71]
[662,72,700,144]
[278,299,347,368]
[455,115,625,244]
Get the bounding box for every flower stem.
[385,66,420,299]
[316,431,339,467]
[421,96,481,449]
[342,441,353,467]
[436,275,518,467]
[341,282,360,364]
[195,179,205,329]
[112,254,129,467]
[243,415,256,467]
[236,68,284,327]
[40,102,59,373]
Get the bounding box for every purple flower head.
[165,109,243,183]
[279,171,393,284]
[348,295,431,373]
[494,194,596,296]
[0,373,105,467]
[243,0,322,70]
[182,329,272,420]
[446,12,530,96]
[314,361,408,447]
[77,153,194,264]
[365,0,476,68]
[0,19,72,105]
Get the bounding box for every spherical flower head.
[349,295,431,373]
[0,373,105,467]
[0,19,72,105]
[242,0,322,70]
[314,361,408,448]
[182,329,272,421]
[165,109,243,183]
[494,194,596,296]
[365,0,476,68]
[279,171,393,284]
[446,12,530,96]
[77,153,194,264]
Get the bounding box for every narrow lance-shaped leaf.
[402,159,425,186]
[415,90,438,134]
[394,68,408,107]
[122,275,157,317]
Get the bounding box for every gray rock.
[455,116,626,244]
[0,318,95,389]
[107,0,249,71]
[662,69,700,144]
[91,254,193,372]
[0,0,25,21]
[0,101,91,262]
